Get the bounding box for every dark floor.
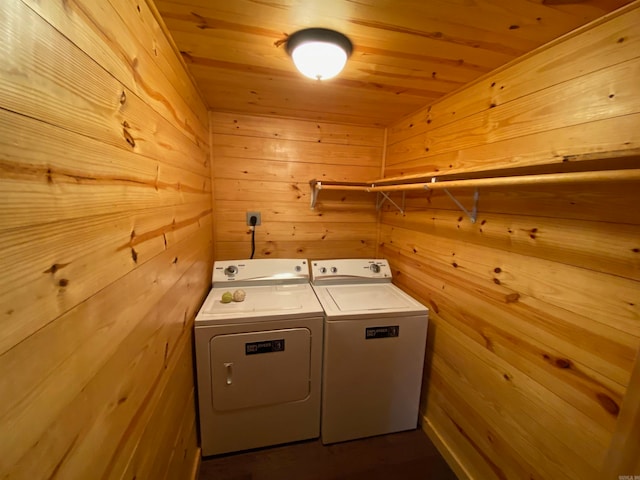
[198,429,458,480]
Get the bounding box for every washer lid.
[313,283,428,319]
[196,283,323,325]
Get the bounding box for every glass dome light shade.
[286,28,353,81]
[291,41,348,80]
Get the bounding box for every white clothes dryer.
[195,259,324,456]
[311,259,429,444]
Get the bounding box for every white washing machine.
[194,259,324,456]
[311,258,429,444]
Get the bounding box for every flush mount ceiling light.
[286,28,353,81]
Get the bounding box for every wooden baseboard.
[189,447,202,480]
[420,413,471,480]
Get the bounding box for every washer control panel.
[213,259,309,284]
[311,259,391,284]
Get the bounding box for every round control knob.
[224,265,238,276]
[319,267,327,274]
[330,267,338,274]
[370,264,381,273]
[295,265,302,272]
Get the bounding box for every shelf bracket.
[425,183,479,223]
[377,191,405,214]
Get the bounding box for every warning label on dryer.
[365,326,399,339]
[245,339,285,355]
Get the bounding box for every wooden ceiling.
[155,0,632,126]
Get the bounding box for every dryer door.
[210,328,311,411]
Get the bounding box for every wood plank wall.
[0,1,211,479]
[210,112,384,260]
[380,4,640,480]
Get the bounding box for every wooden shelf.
[309,166,640,222]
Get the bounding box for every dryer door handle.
[224,362,233,385]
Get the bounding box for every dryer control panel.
[212,259,309,286]
[311,259,392,284]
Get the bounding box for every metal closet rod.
[313,168,640,192]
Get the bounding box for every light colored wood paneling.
[601,349,640,478]
[213,160,379,184]
[388,181,640,225]
[0,205,211,355]
[381,226,638,386]
[22,0,209,147]
[216,221,376,243]
[155,0,631,125]
[382,5,640,480]
[23,239,206,478]
[211,111,383,261]
[215,239,376,261]
[103,244,210,479]
[164,394,200,480]
[421,377,494,480]
[427,363,549,480]
[120,337,197,480]
[214,180,375,209]
[430,342,596,479]
[213,133,382,167]
[0,1,208,177]
[0,219,212,478]
[381,206,640,282]
[0,109,210,231]
[428,58,639,154]
[210,112,385,147]
[388,5,640,145]
[215,199,378,224]
[386,57,640,169]
[217,219,377,259]
[390,248,630,420]
[385,113,640,177]
[192,66,435,126]
[0,1,211,479]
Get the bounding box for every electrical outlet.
[246,211,261,226]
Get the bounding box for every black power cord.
[249,215,257,259]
